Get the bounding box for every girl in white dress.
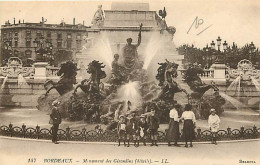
[208,109,220,144]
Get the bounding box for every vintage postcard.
[0,0,259,165]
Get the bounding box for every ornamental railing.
[0,124,259,142]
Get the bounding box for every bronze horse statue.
[156,59,188,103]
[183,64,218,99]
[44,61,77,96]
[73,60,106,100]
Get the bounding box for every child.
[117,115,126,146]
[139,114,149,146]
[208,109,220,145]
[148,109,160,146]
[125,112,134,147]
[132,114,140,147]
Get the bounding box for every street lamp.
[210,41,215,50]
[216,36,222,51]
[33,35,53,63]
[223,41,228,51]
[249,42,256,61]
[223,41,228,64]
[210,37,227,64]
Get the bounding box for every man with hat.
[50,100,61,144]
[208,108,220,144]
[117,115,126,146]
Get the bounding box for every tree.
[53,50,73,66]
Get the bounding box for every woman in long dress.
[181,104,196,148]
[167,104,181,146]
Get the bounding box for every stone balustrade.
[178,69,214,79]
[46,66,60,77]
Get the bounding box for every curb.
[0,135,259,145]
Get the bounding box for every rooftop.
[111,2,149,11]
[1,22,89,31]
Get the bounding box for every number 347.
[28,158,36,163]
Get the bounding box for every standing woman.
[208,109,220,145]
[167,104,180,146]
[181,104,196,148]
[50,101,61,144]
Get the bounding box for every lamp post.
[216,36,222,51]
[223,40,228,64]
[209,37,228,64]
[33,35,53,63]
[249,42,256,62]
[203,44,210,68]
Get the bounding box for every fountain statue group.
[38,23,226,124]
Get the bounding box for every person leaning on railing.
[49,101,61,144]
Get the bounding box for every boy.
[148,109,160,146]
[125,112,134,147]
[117,115,126,146]
[132,115,140,147]
[139,114,149,146]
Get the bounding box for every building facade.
[1,2,183,74]
[1,19,88,66]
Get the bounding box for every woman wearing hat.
[208,108,220,144]
[117,115,126,146]
[50,100,61,144]
[181,104,196,147]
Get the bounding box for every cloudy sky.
[0,0,259,49]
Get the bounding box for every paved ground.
[0,108,259,131]
[0,137,259,165]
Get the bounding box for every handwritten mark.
[187,16,213,36]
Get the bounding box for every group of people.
[167,104,221,147]
[49,100,221,146]
[117,109,159,147]
[117,103,221,147]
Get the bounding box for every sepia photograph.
[0,0,259,165]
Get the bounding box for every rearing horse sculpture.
[73,60,106,100]
[44,61,77,96]
[183,64,218,99]
[156,59,188,103]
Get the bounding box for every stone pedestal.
[210,63,227,79]
[34,62,48,79]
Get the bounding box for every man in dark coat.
[148,109,160,146]
[50,101,61,144]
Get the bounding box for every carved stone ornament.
[0,57,35,78]
[226,59,260,81]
